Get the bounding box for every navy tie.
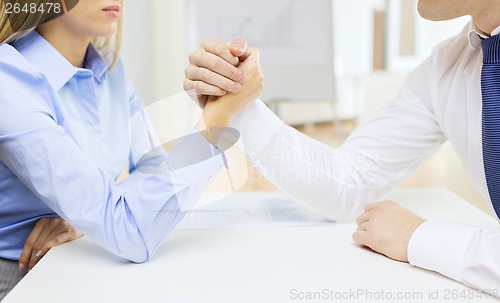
[481,34,500,219]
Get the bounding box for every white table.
[3,189,500,303]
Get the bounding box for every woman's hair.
[0,0,46,44]
[0,0,122,70]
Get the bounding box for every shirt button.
[91,125,101,133]
[208,175,215,182]
[219,164,225,170]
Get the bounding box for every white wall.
[386,0,470,72]
[150,0,188,100]
[120,1,154,104]
[332,0,373,76]
[121,0,188,105]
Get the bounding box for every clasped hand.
[184,39,264,128]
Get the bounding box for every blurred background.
[119,0,492,215]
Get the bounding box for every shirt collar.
[468,21,500,49]
[84,43,108,84]
[13,31,109,91]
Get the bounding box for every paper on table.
[175,191,332,230]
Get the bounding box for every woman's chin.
[92,26,119,38]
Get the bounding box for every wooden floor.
[237,120,495,217]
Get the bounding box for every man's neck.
[475,23,500,37]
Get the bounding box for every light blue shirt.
[0,31,223,262]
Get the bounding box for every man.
[184,0,500,295]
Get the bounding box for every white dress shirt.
[231,21,500,294]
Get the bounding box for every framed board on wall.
[187,0,336,103]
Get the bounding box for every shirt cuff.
[230,99,283,154]
[407,221,478,282]
[165,131,226,212]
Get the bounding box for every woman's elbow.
[118,246,150,264]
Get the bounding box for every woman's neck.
[37,22,90,68]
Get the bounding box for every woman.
[0,0,263,298]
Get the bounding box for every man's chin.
[417,2,467,22]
